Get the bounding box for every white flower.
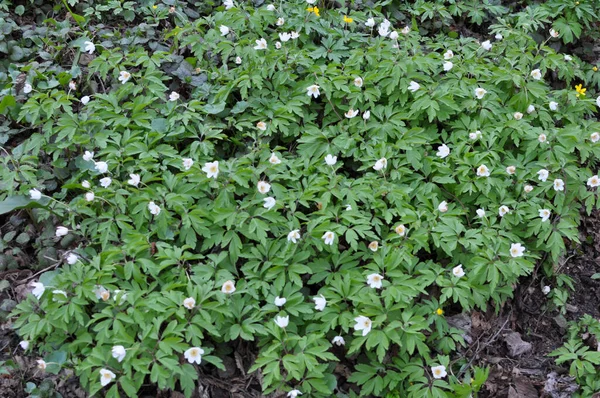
[81,96,90,105]
[587,175,600,188]
[366,273,384,289]
[202,161,219,178]
[373,157,387,171]
[94,161,108,173]
[474,87,487,99]
[183,297,196,309]
[401,26,410,34]
[266,4,275,11]
[332,336,345,346]
[345,204,352,211]
[530,69,542,80]
[112,346,126,363]
[538,134,547,143]
[223,0,234,9]
[591,132,600,143]
[408,81,420,92]
[113,290,127,304]
[279,32,291,42]
[542,285,551,295]
[306,0,316,3]
[539,209,551,222]
[365,18,375,28]
[219,25,230,36]
[100,369,117,387]
[325,154,337,166]
[306,84,320,98]
[378,25,390,37]
[29,188,42,200]
[389,31,399,40]
[368,241,379,252]
[148,201,161,215]
[469,130,482,140]
[354,316,372,336]
[83,150,94,161]
[452,264,465,278]
[506,166,516,175]
[443,49,454,59]
[222,280,236,294]
[476,165,490,177]
[23,83,33,94]
[56,226,69,237]
[436,144,450,158]
[118,71,131,84]
[549,101,558,111]
[564,55,572,61]
[256,121,267,131]
[476,209,485,218]
[36,359,46,370]
[184,347,204,364]
[514,112,523,120]
[275,41,282,49]
[363,110,370,120]
[182,158,194,170]
[498,205,510,217]
[254,38,267,50]
[100,177,112,188]
[287,389,302,398]
[322,231,335,245]
[527,104,535,114]
[19,341,29,350]
[345,109,359,118]
[443,61,453,71]
[553,178,564,191]
[169,91,180,101]
[287,230,301,243]
[235,56,242,64]
[313,295,326,311]
[550,28,559,38]
[596,96,600,108]
[69,81,77,91]
[84,40,96,54]
[495,33,503,40]
[276,17,285,26]
[431,365,447,379]
[538,169,549,182]
[481,40,492,50]
[66,253,78,264]
[274,315,289,328]
[395,224,406,236]
[290,31,299,39]
[31,282,45,299]
[274,296,286,306]
[524,185,534,193]
[510,243,525,258]
[438,201,448,213]
[128,174,140,186]
[94,285,110,301]
[263,197,276,210]
[354,77,363,88]
[269,153,281,164]
[257,181,271,194]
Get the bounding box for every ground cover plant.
[3,0,600,397]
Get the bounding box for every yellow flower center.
[209,165,217,173]
[434,369,442,376]
[190,349,198,356]
[363,320,370,327]
[101,291,110,301]
[436,308,443,315]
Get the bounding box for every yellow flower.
[594,66,598,72]
[307,6,320,17]
[152,5,157,8]
[343,15,353,23]
[575,84,586,97]
[436,308,443,316]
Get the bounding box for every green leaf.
[0,196,51,215]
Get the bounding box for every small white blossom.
[313,295,326,311]
[495,33,503,40]
[538,169,549,182]
[499,205,510,217]
[325,154,337,166]
[306,84,320,98]
[235,56,242,64]
[94,161,108,173]
[81,96,90,105]
[287,230,301,243]
[408,81,420,92]
[254,38,268,50]
[443,61,453,71]
[332,336,345,346]
[85,191,95,202]
[31,282,45,299]
[274,296,286,306]
[527,104,535,114]
[182,158,194,170]
[202,161,219,179]
[23,83,33,94]
[183,297,196,309]
[530,69,542,80]
[345,109,359,118]
[99,177,112,188]
[19,341,29,350]
[438,201,448,213]
[269,153,281,165]
[436,144,450,158]
[223,0,234,9]
[287,390,302,398]
[276,17,284,26]
[275,42,282,49]
[366,273,384,289]
[66,253,78,264]
[83,151,94,161]
[476,164,490,177]
[363,110,370,120]
[587,175,600,188]
[538,134,547,143]
[99,369,116,386]
[550,28,559,38]
[222,280,236,294]
[256,121,267,131]
[539,209,551,222]
[219,25,230,36]
[169,91,180,102]
[322,231,335,245]
[373,157,387,171]
[354,77,363,88]
[274,315,289,328]
[395,224,406,236]
[443,49,454,59]
[452,264,465,278]
[368,241,379,252]
[514,112,523,120]
[56,226,69,237]
[279,32,291,42]
[389,31,399,40]
[29,189,42,200]
[148,201,161,215]
[266,4,275,11]
[553,178,564,191]
[118,71,131,84]
[474,87,487,99]
[590,132,600,143]
[524,185,534,193]
[112,346,126,363]
[481,40,492,50]
[257,181,271,194]
[184,347,204,364]
[564,55,572,61]
[542,285,551,295]
[549,101,558,111]
[510,243,525,258]
[263,197,276,210]
[354,316,372,336]
[365,18,375,28]
[469,130,482,140]
[128,174,140,186]
[401,26,410,34]
[506,166,516,175]
[432,365,447,379]
[36,359,46,370]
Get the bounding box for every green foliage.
[549,315,600,397]
[2,0,600,397]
